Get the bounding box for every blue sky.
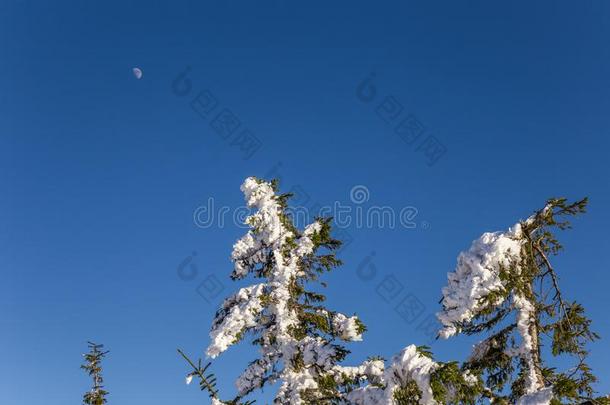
[2,1,610,403]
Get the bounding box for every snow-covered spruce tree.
[180,177,481,404]
[437,198,608,405]
[81,341,109,405]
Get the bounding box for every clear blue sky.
[2,1,609,403]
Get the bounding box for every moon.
[132,67,143,79]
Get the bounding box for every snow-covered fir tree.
[180,177,479,404]
[437,198,607,405]
[180,178,606,404]
[81,341,109,405]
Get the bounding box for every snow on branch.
[207,283,266,358]
[344,345,439,405]
[437,222,525,339]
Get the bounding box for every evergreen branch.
[81,342,109,405]
[177,349,220,398]
[533,241,592,381]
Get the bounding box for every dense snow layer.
[235,349,278,395]
[207,283,265,358]
[231,178,288,279]
[437,223,525,338]
[345,345,439,405]
[516,386,553,405]
[332,358,385,385]
[514,292,540,394]
[332,313,363,341]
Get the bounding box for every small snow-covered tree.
[180,178,480,404]
[437,198,607,404]
[81,341,109,405]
